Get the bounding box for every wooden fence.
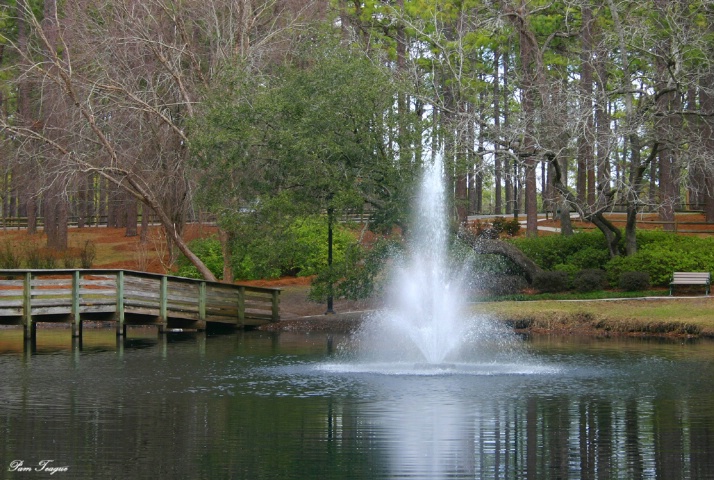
[0,269,280,340]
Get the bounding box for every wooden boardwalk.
[0,269,280,339]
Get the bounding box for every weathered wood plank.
[0,269,281,329]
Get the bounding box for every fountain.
[326,151,537,375]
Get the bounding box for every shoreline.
[3,294,712,339]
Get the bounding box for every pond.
[1,328,713,479]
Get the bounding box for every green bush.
[569,247,610,270]
[553,263,578,276]
[619,271,650,291]
[176,237,225,280]
[513,231,714,290]
[310,237,401,301]
[572,269,607,293]
[178,216,355,281]
[605,234,714,286]
[533,271,570,293]
[511,231,611,270]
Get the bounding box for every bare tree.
[1,0,326,280]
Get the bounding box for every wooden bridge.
[0,269,280,340]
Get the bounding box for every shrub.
[310,237,402,301]
[490,217,521,237]
[176,237,224,280]
[619,271,650,291]
[475,273,528,296]
[511,231,611,270]
[25,246,57,269]
[464,217,521,240]
[63,254,77,269]
[572,269,607,293]
[0,242,21,269]
[568,247,610,270]
[553,263,578,276]
[178,215,355,281]
[533,271,570,293]
[79,240,97,269]
[604,238,714,287]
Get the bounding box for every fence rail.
[0,269,280,340]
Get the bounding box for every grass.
[475,296,714,337]
[478,289,669,302]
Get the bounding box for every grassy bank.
[475,296,714,337]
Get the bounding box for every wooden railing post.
[238,286,246,326]
[23,271,33,340]
[271,290,280,322]
[199,281,206,327]
[159,275,168,334]
[72,270,82,338]
[116,271,125,337]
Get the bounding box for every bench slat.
[670,272,711,296]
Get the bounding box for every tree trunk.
[700,74,714,222]
[41,0,68,251]
[218,228,234,283]
[16,0,38,235]
[125,195,138,237]
[579,4,595,207]
[140,205,150,243]
[509,0,539,236]
[493,52,503,215]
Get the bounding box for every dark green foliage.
[191,37,412,247]
[177,237,225,280]
[533,271,570,293]
[510,231,611,270]
[572,269,607,293]
[619,271,651,291]
[310,237,402,301]
[513,231,714,289]
[605,232,714,286]
[177,216,355,281]
[475,273,528,296]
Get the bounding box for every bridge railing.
[0,269,280,339]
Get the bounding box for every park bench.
[669,272,711,296]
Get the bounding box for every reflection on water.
[1,329,713,479]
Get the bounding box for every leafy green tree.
[192,35,413,283]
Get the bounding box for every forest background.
[2,0,714,298]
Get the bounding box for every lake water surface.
[1,328,713,479]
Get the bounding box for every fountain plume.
[353,152,473,365]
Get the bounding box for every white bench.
[669,272,711,296]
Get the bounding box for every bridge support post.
[116,271,125,337]
[271,290,280,322]
[22,272,34,341]
[237,286,246,326]
[71,271,82,339]
[158,275,168,334]
[197,281,207,331]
